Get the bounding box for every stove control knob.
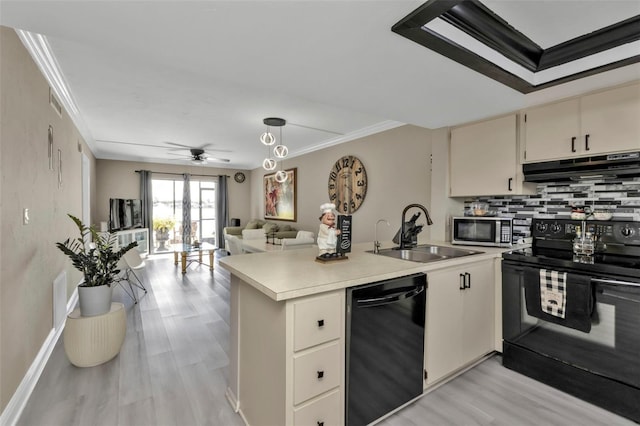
[536,223,548,232]
[550,224,562,234]
[620,226,635,238]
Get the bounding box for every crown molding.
[289,120,406,160]
[15,29,96,152]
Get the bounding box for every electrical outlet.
[23,208,29,225]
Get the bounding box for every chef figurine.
[317,203,341,258]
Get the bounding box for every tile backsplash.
[464,176,640,242]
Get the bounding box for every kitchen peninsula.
[219,242,515,426]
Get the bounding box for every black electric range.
[503,218,640,280]
[501,217,640,422]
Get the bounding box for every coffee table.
[172,242,216,274]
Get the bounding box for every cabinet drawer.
[294,389,341,426]
[294,342,341,405]
[293,293,341,351]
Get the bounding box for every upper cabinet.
[450,114,535,197]
[523,82,640,163]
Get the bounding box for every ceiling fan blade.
[206,157,231,163]
[164,141,192,148]
[198,143,233,153]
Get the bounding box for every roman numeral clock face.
[328,155,368,214]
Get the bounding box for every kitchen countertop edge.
[219,241,528,301]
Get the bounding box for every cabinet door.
[460,261,495,366]
[134,229,149,255]
[450,115,518,196]
[293,292,341,351]
[426,260,495,386]
[425,267,464,384]
[523,98,580,162]
[117,232,132,250]
[581,83,640,156]
[293,389,341,426]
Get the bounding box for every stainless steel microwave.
[451,216,513,247]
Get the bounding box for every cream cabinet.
[425,259,495,386]
[450,114,535,197]
[114,228,149,256]
[230,280,344,426]
[523,82,640,162]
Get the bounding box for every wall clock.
[328,155,368,214]
[234,172,246,183]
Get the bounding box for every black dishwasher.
[346,273,426,426]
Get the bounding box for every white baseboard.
[0,288,78,426]
[225,387,239,412]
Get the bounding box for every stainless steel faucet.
[374,219,390,253]
[400,204,433,249]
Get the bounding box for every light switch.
[23,208,29,225]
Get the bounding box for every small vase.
[78,284,113,317]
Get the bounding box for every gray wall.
[0,27,96,412]
[95,159,252,230]
[248,125,443,245]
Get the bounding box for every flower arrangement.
[153,217,176,232]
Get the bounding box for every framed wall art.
[264,168,297,221]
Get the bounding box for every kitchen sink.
[367,244,483,263]
[409,244,484,258]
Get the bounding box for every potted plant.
[56,214,137,317]
[153,217,175,250]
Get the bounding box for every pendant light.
[260,117,288,182]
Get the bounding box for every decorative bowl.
[469,202,490,216]
[592,211,613,221]
[570,212,587,220]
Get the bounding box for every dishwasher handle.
[356,286,424,308]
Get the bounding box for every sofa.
[223,219,302,248]
[225,230,315,255]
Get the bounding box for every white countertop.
[220,241,527,301]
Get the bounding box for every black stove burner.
[504,218,640,280]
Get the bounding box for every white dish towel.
[539,269,567,318]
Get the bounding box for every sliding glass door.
[152,177,217,253]
[194,182,216,245]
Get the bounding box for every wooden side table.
[64,302,126,367]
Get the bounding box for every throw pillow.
[263,223,280,234]
[245,219,260,229]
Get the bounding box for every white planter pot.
[78,284,113,317]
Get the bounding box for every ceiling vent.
[49,88,62,117]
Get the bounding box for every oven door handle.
[592,278,640,288]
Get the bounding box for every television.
[131,199,143,228]
[109,198,143,231]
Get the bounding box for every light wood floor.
[17,253,635,426]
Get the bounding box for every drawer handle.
[317,319,324,328]
[317,422,324,426]
[571,136,576,152]
[317,370,324,379]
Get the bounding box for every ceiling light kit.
[260,117,289,183]
[190,148,207,165]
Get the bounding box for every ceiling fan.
[165,142,231,164]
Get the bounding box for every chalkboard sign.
[337,215,352,255]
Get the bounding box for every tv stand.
[113,228,149,257]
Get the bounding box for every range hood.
[523,152,640,182]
